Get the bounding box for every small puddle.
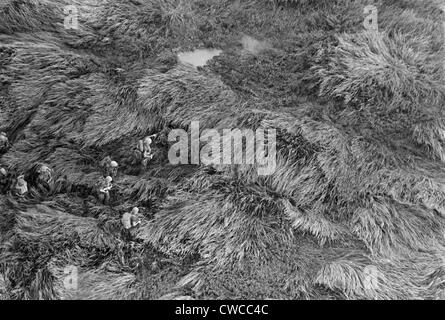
[177,48,222,67]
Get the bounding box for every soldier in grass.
[134,134,157,167]
[99,156,119,178]
[120,207,142,252]
[34,164,54,194]
[13,174,28,197]
[37,164,53,182]
[0,167,9,193]
[121,207,141,230]
[97,176,113,204]
[0,132,10,153]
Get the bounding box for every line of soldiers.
[1,131,159,231]
[96,134,159,231]
[1,162,142,232]
[96,133,158,204]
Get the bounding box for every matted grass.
[1,0,445,300]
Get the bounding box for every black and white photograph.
[0,0,444,307]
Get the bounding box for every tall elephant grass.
[1,0,445,300]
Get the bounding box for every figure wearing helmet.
[98,176,113,204]
[37,164,53,184]
[121,207,141,230]
[0,132,10,153]
[100,156,119,178]
[0,167,9,193]
[13,175,28,197]
[121,207,142,242]
[134,134,157,167]
[31,163,54,195]
[109,161,119,177]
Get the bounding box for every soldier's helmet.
[110,161,118,168]
[144,137,153,145]
[39,165,51,173]
[17,175,25,182]
[105,176,113,183]
[131,207,139,215]
[0,168,6,176]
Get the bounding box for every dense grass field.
[1,0,445,300]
